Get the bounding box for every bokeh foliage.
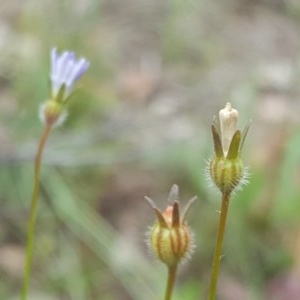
[1,0,300,299]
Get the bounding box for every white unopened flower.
[50,48,90,102]
[219,102,238,157]
[209,102,250,194]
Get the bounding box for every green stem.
[164,265,178,300]
[208,192,231,300]
[21,124,52,300]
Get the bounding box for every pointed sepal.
[168,184,179,204]
[227,130,241,159]
[181,196,197,222]
[172,201,180,228]
[212,124,223,158]
[145,196,168,227]
[239,120,251,154]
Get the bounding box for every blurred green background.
[1,0,300,299]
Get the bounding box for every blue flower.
[39,48,89,127]
[50,48,89,102]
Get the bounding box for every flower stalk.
[145,185,196,300]
[21,48,89,300]
[21,124,52,300]
[208,192,230,300]
[165,265,178,300]
[207,103,250,300]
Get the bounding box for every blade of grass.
[41,167,163,300]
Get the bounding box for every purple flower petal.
[50,48,89,100]
[67,58,89,86]
[56,52,71,82]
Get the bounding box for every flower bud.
[209,103,250,194]
[219,102,238,157]
[145,185,196,267]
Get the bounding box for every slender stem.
[21,124,52,300]
[164,265,178,300]
[208,192,231,300]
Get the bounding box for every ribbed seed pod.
[145,185,196,267]
[149,209,191,267]
[210,156,244,195]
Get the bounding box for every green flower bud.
[209,103,250,194]
[145,185,196,267]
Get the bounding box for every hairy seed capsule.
[149,216,191,267]
[210,156,244,194]
[145,185,196,267]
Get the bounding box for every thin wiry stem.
[164,265,178,300]
[21,124,52,300]
[208,192,231,300]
